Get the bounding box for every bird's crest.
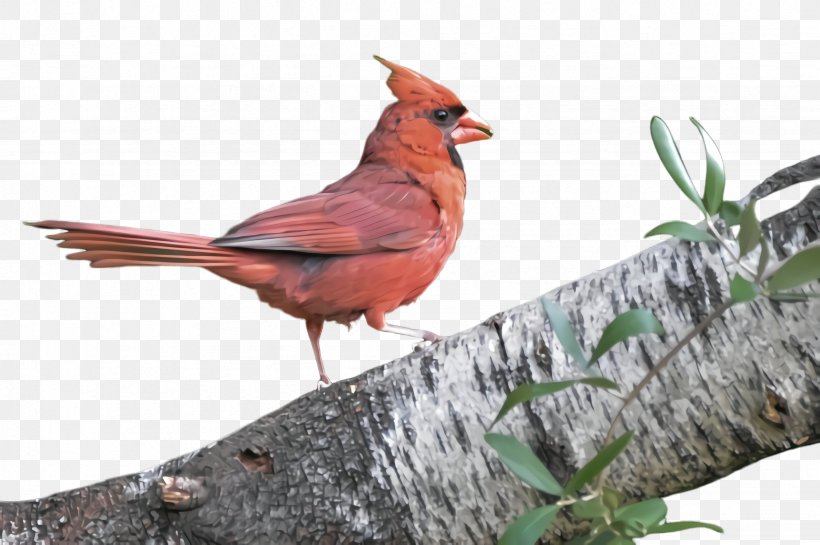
[374,55,460,106]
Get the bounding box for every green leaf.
[757,239,771,280]
[729,273,759,303]
[650,116,707,215]
[563,431,635,495]
[602,486,623,510]
[737,201,761,257]
[585,531,634,545]
[718,200,744,227]
[493,378,619,426]
[485,433,562,495]
[567,532,621,545]
[690,117,725,215]
[571,497,609,520]
[614,498,668,533]
[542,298,589,368]
[565,535,593,545]
[588,309,665,365]
[568,533,626,545]
[646,520,724,535]
[645,221,716,242]
[610,520,645,539]
[767,246,820,292]
[498,505,560,545]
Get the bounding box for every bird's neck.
[360,123,463,173]
[360,129,467,222]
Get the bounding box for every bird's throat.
[447,144,464,171]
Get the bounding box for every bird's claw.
[316,374,333,390]
[413,333,444,352]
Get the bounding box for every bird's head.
[363,56,492,171]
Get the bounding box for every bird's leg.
[305,319,331,387]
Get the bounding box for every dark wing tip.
[208,237,231,247]
[209,235,264,248]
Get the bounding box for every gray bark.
[745,154,820,202]
[1,162,819,545]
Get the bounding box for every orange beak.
[451,110,493,145]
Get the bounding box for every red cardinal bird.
[28,56,493,384]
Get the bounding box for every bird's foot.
[316,374,333,390]
[413,332,444,352]
[422,331,444,343]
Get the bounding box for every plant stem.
[705,218,757,278]
[593,298,735,490]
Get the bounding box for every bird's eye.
[433,109,449,122]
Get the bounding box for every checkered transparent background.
[1,1,819,543]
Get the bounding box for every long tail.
[27,220,242,269]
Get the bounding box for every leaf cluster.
[489,303,720,544]
[487,117,819,544]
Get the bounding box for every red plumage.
[29,57,493,384]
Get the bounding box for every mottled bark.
[1,164,818,545]
[746,154,820,202]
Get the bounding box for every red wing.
[210,182,441,255]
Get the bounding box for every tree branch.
[1,180,818,544]
[743,154,820,203]
[598,298,734,472]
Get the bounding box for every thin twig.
[705,218,757,278]
[593,298,735,491]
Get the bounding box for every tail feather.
[28,220,208,244]
[51,235,233,256]
[47,231,214,249]
[28,220,240,269]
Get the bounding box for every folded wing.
[211,180,441,255]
